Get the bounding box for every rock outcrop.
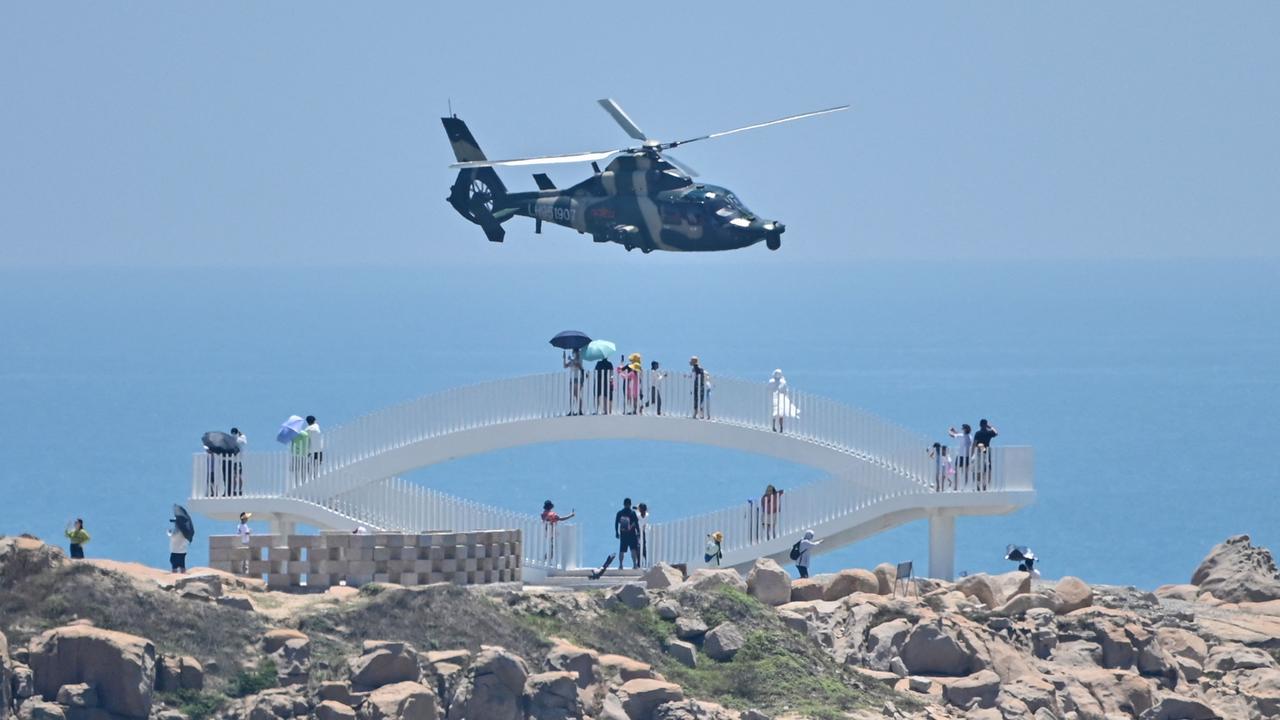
[745,558,790,606]
[1190,534,1280,602]
[447,647,528,720]
[27,624,156,719]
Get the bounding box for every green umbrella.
[582,339,617,362]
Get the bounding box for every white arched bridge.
[189,372,1035,580]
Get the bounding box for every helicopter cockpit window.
[652,169,690,191]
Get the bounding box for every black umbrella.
[202,431,239,455]
[172,504,195,542]
[549,330,591,351]
[1005,544,1037,571]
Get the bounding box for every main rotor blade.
[661,152,699,178]
[597,98,648,141]
[451,149,619,169]
[668,105,849,147]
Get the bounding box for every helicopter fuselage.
[490,153,785,252]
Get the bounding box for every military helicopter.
[442,99,847,253]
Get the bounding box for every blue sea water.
[1,259,1276,589]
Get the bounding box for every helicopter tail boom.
[442,116,510,242]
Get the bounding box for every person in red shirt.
[541,500,575,563]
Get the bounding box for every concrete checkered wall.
[207,530,522,590]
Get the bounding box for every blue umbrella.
[550,330,591,351]
[581,339,617,362]
[276,415,306,444]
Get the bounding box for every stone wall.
[207,530,522,590]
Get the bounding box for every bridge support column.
[269,514,296,537]
[928,513,955,581]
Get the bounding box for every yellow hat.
[712,531,723,542]
[629,362,641,372]
[629,353,641,363]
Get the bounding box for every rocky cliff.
[2,533,1279,720]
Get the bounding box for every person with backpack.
[704,531,724,566]
[615,498,641,569]
[791,529,822,578]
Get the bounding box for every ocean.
[1,259,1275,589]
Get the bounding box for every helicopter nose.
[763,221,785,234]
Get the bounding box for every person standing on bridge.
[973,419,999,490]
[231,427,247,496]
[646,361,665,416]
[690,356,707,419]
[949,424,973,488]
[564,349,585,416]
[305,416,324,479]
[595,356,614,415]
[615,498,640,569]
[769,369,798,433]
[794,529,821,578]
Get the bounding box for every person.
[636,502,651,566]
[948,424,973,488]
[646,361,665,416]
[761,484,783,540]
[795,529,821,578]
[230,427,247,496]
[618,356,641,415]
[973,419,999,490]
[236,512,252,574]
[704,531,723,566]
[690,356,706,419]
[595,356,615,415]
[289,423,309,486]
[928,443,955,491]
[65,518,89,559]
[563,349,585,415]
[768,369,797,433]
[615,498,640,569]
[541,500,576,562]
[305,415,324,478]
[353,525,369,535]
[168,522,189,574]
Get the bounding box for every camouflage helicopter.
[442,99,847,253]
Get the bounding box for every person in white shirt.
[236,512,252,574]
[305,416,323,479]
[168,525,190,574]
[636,503,651,566]
[230,428,247,495]
[796,529,822,578]
[948,424,973,488]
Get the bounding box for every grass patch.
[160,690,227,720]
[229,659,278,697]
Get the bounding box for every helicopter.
[442,99,847,253]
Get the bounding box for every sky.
[2,3,1278,267]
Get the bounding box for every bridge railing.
[646,445,1033,567]
[280,371,939,493]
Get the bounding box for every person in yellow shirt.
[65,518,90,559]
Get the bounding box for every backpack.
[789,540,802,561]
[618,514,634,534]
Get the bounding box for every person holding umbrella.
[551,331,591,416]
[582,339,617,415]
[64,518,89,559]
[169,505,195,574]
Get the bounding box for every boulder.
[1205,643,1276,673]
[316,682,365,708]
[544,640,599,690]
[641,563,683,590]
[989,572,1031,605]
[1051,640,1103,667]
[745,558,791,606]
[673,617,707,641]
[54,683,97,709]
[1190,534,1280,602]
[1055,576,1093,613]
[1154,584,1200,602]
[315,700,358,720]
[665,640,696,668]
[1154,627,1207,664]
[654,599,681,621]
[615,679,683,720]
[1237,667,1280,718]
[1069,668,1156,718]
[1138,695,1220,720]
[789,579,826,602]
[157,655,204,693]
[447,647,528,720]
[13,663,35,700]
[957,574,998,608]
[173,574,223,600]
[598,655,659,683]
[940,670,999,710]
[241,687,304,720]
[993,591,1061,617]
[823,569,879,601]
[873,563,897,595]
[999,676,1059,717]
[606,584,650,610]
[653,699,738,720]
[17,700,65,720]
[678,569,745,594]
[350,641,422,691]
[864,618,912,671]
[216,595,255,612]
[899,622,978,676]
[703,624,745,662]
[1089,619,1135,669]
[524,671,582,720]
[362,681,439,720]
[264,630,311,686]
[28,624,156,719]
